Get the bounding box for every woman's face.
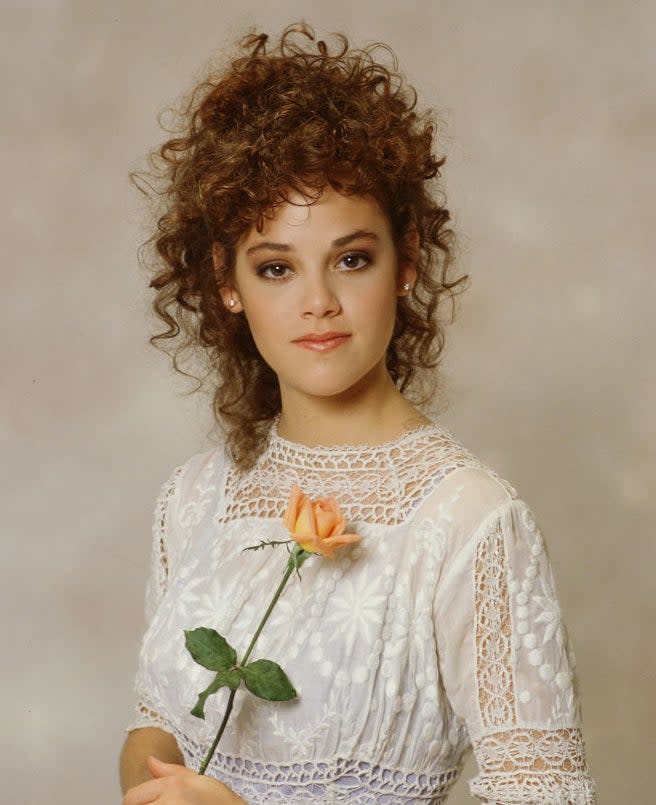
[216,185,416,403]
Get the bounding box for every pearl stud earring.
[402,282,411,291]
[229,298,236,307]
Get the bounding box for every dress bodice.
[129,420,596,804]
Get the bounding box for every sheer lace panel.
[219,422,517,527]
[471,510,597,803]
[175,735,463,805]
[470,728,596,804]
[475,518,516,727]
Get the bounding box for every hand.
[123,756,247,805]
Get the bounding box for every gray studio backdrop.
[3,1,653,803]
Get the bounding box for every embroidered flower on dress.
[533,574,565,648]
[324,568,386,651]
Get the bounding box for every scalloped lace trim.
[269,413,442,453]
[129,703,464,803]
[470,727,596,803]
[127,701,175,734]
[175,732,463,804]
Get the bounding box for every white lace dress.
[128,419,597,804]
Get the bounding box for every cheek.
[240,289,275,331]
[361,280,399,334]
[240,296,292,365]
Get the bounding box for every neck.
[276,370,431,448]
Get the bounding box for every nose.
[300,270,341,318]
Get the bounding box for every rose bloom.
[283,485,361,558]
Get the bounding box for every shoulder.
[406,421,519,507]
[157,443,228,507]
[410,422,539,552]
[153,443,228,560]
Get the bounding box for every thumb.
[147,755,190,778]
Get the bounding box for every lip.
[293,331,351,343]
[293,332,351,351]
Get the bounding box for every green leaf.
[191,676,221,719]
[241,659,297,701]
[190,669,242,719]
[216,668,242,691]
[185,627,237,672]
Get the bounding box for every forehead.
[239,186,392,248]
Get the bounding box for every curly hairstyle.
[134,22,469,473]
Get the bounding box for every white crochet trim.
[219,421,516,527]
[176,733,463,804]
[470,726,597,802]
[127,700,175,735]
[475,516,517,728]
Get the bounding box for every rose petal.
[311,536,336,559]
[293,495,315,537]
[283,486,302,532]
[293,534,317,553]
[319,497,339,517]
[328,515,346,537]
[293,532,332,557]
[323,533,362,547]
[314,505,337,538]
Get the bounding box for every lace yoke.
[130,419,597,804]
[220,419,516,527]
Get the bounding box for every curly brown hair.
[134,22,469,473]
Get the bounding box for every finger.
[147,754,192,778]
[123,778,161,805]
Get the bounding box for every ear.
[212,242,243,313]
[397,224,419,296]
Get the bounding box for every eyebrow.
[245,229,380,255]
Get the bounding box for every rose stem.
[197,546,305,775]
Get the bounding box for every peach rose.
[282,485,361,559]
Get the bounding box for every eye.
[256,262,292,280]
[338,251,371,271]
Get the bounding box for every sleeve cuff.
[469,770,597,804]
[125,699,176,735]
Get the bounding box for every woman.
[120,23,597,804]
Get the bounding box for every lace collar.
[266,413,448,458]
[220,416,493,526]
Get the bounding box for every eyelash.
[256,251,372,281]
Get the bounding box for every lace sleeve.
[434,498,597,804]
[128,464,185,733]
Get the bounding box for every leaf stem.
[197,545,306,775]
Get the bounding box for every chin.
[279,368,346,393]
[291,367,381,400]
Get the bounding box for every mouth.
[293,334,352,352]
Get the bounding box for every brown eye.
[339,252,371,270]
[257,263,292,280]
